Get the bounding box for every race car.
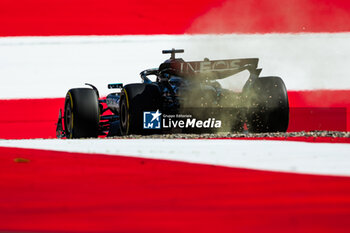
[56,49,289,138]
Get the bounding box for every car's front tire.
[64,88,99,138]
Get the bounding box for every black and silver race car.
[56,49,289,138]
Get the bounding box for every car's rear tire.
[64,88,99,138]
[119,83,161,135]
[244,77,289,133]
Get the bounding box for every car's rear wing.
[159,49,261,80]
[164,58,260,80]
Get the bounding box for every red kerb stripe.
[1,0,350,36]
[0,146,350,232]
[0,90,349,139]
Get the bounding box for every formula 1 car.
[56,49,289,138]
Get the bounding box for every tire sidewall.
[119,84,161,135]
[64,88,99,138]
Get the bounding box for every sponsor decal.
[143,110,162,129]
[163,117,221,128]
[179,60,241,73]
[143,110,222,129]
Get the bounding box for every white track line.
[1,33,350,99]
[1,139,350,176]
